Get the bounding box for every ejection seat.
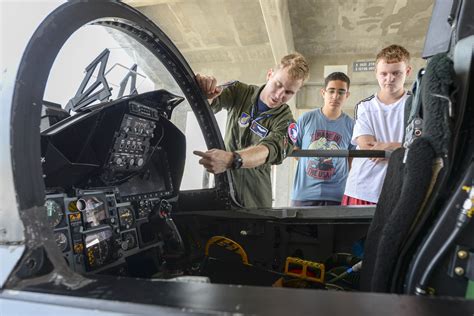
[359,34,473,294]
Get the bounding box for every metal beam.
[123,0,185,8]
[259,0,297,207]
[290,149,392,158]
[259,0,295,65]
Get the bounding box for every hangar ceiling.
[290,0,433,57]
[124,0,434,82]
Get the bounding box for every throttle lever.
[157,200,184,253]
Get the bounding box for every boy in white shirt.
[342,44,412,205]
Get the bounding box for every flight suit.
[210,81,295,208]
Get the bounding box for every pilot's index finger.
[193,150,208,158]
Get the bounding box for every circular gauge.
[86,240,109,268]
[45,199,64,228]
[118,208,134,228]
[54,231,68,252]
[68,200,78,212]
[121,232,137,251]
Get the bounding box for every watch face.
[232,152,243,169]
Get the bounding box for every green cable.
[466,280,474,299]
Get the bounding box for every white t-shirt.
[344,92,409,203]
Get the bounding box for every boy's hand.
[369,141,401,163]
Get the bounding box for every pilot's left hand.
[193,149,233,174]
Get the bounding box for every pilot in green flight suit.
[194,53,310,208]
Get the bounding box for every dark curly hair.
[324,72,350,89]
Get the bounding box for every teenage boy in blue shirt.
[291,72,354,206]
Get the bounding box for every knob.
[115,157,123,165]
[457,250,468,259]
[137,158,144,167]
[121,241,129,251]
[454,267,465,276]
[129,158,135,166]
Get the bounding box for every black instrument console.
[46,189,168,273]
[41,89,186,273]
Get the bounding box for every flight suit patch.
[250,121,268,138]
[288,122,298,144]
[239,112,251,127]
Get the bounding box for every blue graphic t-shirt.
[292,108,355,202]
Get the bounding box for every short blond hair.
[376,44,410,65]
[278,52,310,82]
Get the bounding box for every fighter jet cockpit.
[3,1,373,288]
[38,22,209,276]
[1,1,474,314]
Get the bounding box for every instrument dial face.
[45,199,64,228]
[121,232,137,251]
[54,231,69,252]
[119,208,134,228]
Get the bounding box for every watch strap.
[231,152,243,169]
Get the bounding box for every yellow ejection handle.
[204,236,249,265]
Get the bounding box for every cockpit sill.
[2,1,474,314]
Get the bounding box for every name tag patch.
[250,121,268,138]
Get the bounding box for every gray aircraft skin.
[1,1,473,315]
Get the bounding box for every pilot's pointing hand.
[195,73,223,101]
[193,149,233,174]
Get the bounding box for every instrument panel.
[47,190,163,273]
[41,90,186,274]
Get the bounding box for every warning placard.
[353,61,375,72]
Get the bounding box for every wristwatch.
[231,152,243,169]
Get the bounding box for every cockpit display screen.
[117,161,170,198]
[84,228,113,269]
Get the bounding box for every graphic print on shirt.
[306,130,341,180]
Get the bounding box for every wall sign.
[353,61,375,72]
